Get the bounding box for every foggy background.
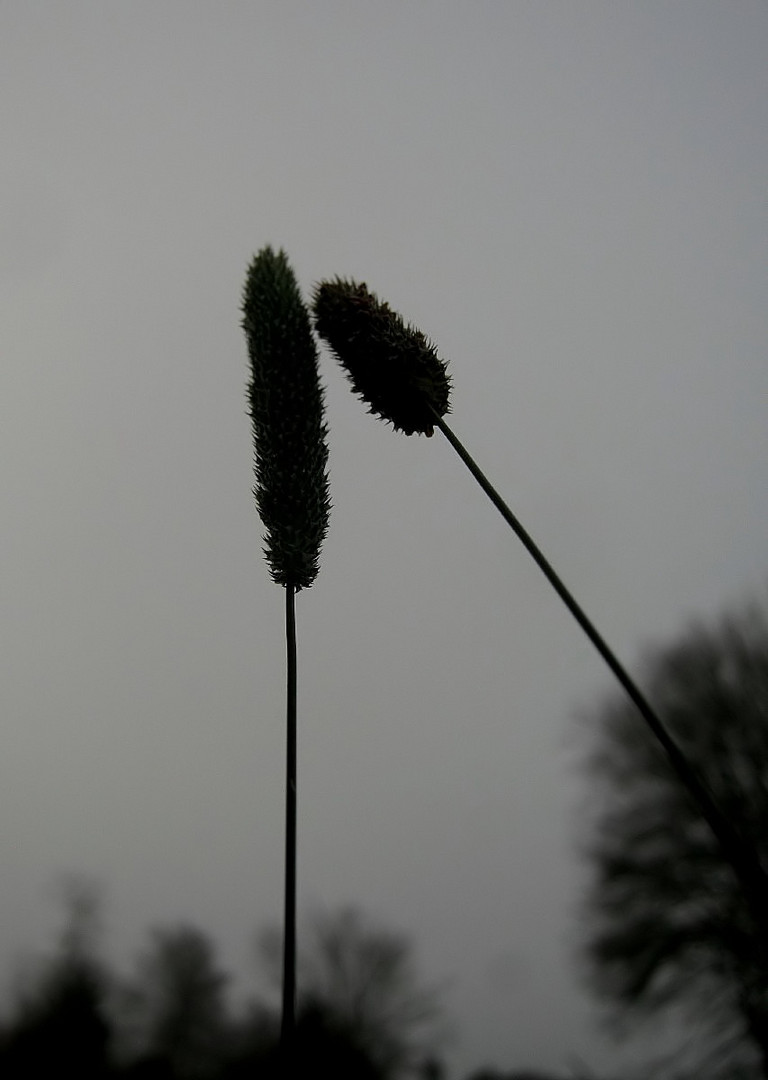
[2,3,767,1075]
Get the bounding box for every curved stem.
[430,409,767,905]
[281,584,297,1052]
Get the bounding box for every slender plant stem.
[281,584,297,1051]
[430,409,767,905]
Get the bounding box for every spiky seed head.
[241,246,330,590]
[312,279,451,436]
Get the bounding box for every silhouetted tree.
[464,1072,569,1080]
[259,906,441,1077]
[214,998,278,1080]
[248,1000,384,1079]
[302,907,440,1077]
[0,878,111,1078]
[581,596,768,1077]
[118,925,229,1079]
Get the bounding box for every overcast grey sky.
[2,3,767,1075]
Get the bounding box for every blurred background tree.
[0,886,443,1078]
[116,924,230,1079]
[0,877,111,1078]
[580,595,768,1078]
[259,905,442,1078]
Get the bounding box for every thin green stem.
[430,409,768,908]
[281,584,297,1052]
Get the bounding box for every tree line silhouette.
[0,884,589,1080]
[0,888,443,1079]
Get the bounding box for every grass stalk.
[242,247,330,1057]
[281,584,297,1048]
[311,270,767,935]
[430,406,768,911]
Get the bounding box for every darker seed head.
[242,247,330,590]
[312,279,451,436]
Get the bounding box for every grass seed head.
[312,278,451,436]
[242,246,330,589]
